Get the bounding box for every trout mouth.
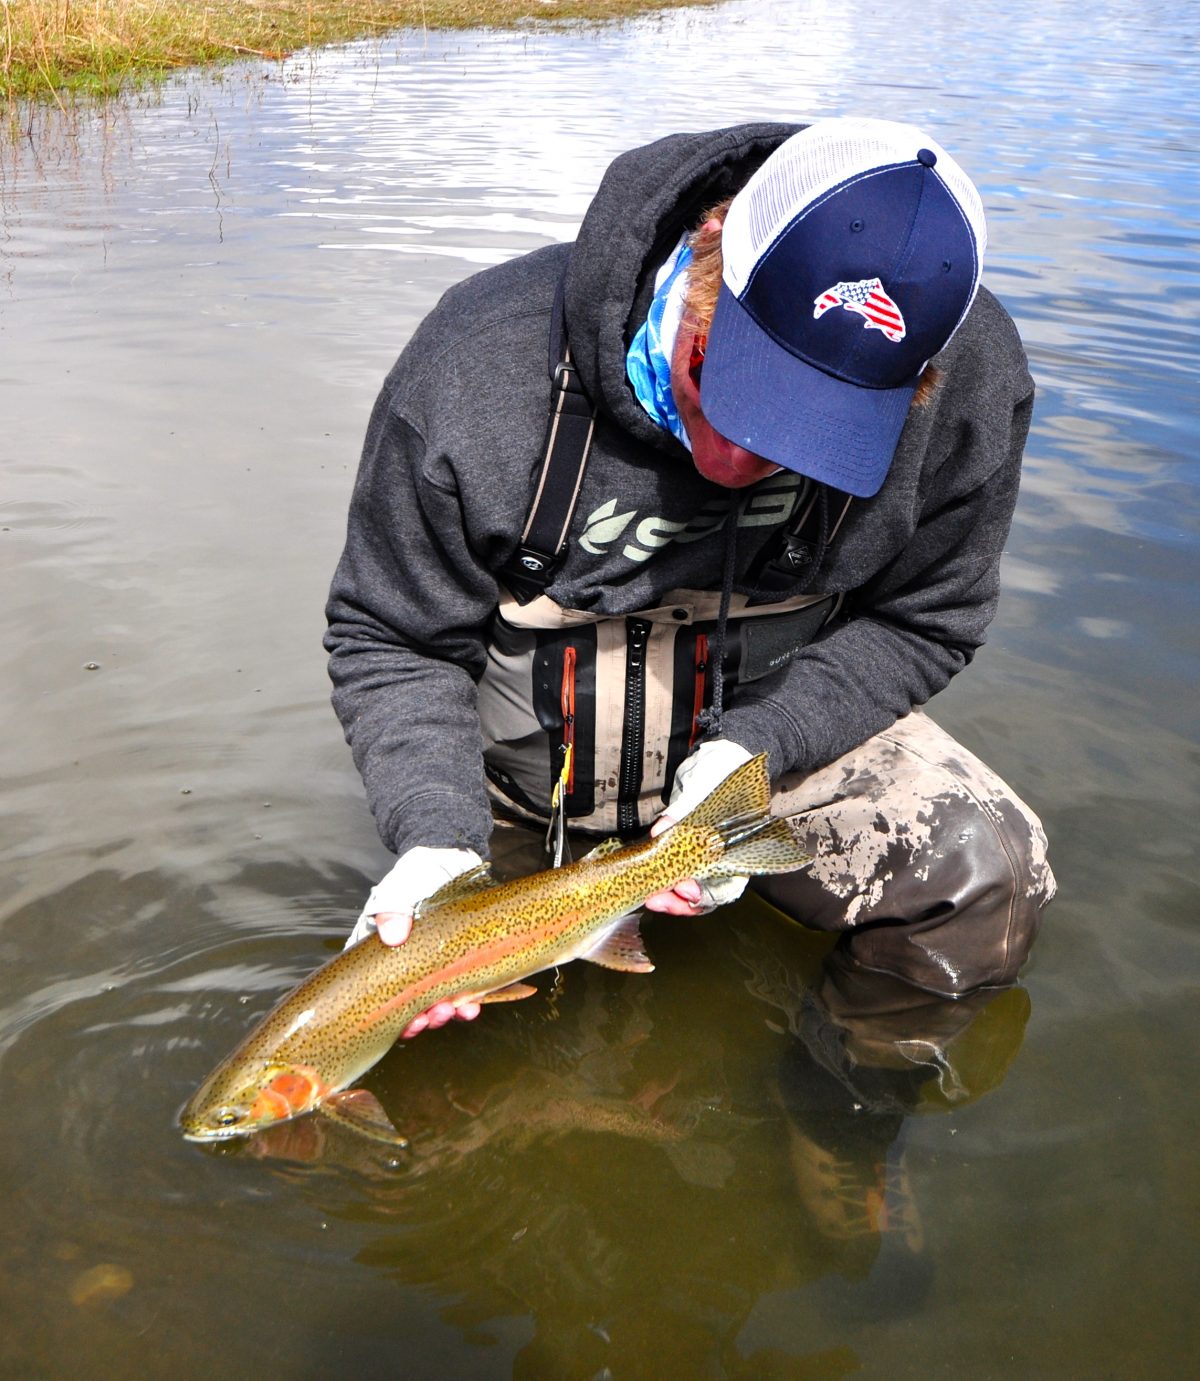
[182,1128,248,1143]
[179,1102,257,1142]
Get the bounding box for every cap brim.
[700,283,917,499]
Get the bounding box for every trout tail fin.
[680,753,811,880]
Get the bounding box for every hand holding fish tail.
[642,870,708,916]
[644,741,756,917]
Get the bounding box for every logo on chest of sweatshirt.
[579,472,805,565]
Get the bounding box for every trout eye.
[213,1109,245,1128]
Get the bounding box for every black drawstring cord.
[805,485,830,593]
[696,504,740,740]
[696,485,836,742]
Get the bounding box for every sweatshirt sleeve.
[323,374,501,859]
[719,377,1033,779]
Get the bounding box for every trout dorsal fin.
[580,837,625,863]
[416,863,496,917]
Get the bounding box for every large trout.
[180,753,808,1146]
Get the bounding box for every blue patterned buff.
[626,239,693,450]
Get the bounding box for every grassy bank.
[2,0,721,101]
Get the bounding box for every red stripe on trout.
[357,905,594,1030]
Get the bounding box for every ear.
[671,328,703,405]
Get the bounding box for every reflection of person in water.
[742,924,1030,1286]
[243,904,1029,1370]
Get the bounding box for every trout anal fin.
[478,981,539,1004]
[319,1089,409,1147]
[581,913,655,974]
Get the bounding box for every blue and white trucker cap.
[701,118,987,498]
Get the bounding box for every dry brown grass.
[2,1,722,101]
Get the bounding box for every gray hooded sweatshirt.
[325,123,1034,859]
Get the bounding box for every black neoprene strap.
[745,485,853,599]
[499,272,597,605]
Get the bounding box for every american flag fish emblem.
[813,277,906,342]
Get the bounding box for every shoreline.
[2,0,723,103]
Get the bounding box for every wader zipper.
[617,618,651,836]
[546,644,578,866]
[560,645,576,795]
[689,632,709,750]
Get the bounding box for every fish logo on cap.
[813,277,906,343]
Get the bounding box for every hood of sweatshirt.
[562,122,800,453]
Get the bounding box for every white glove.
[657,740,755,913]
[345,846,484,950]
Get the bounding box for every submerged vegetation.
[2,0,721,101]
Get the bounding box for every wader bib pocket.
[478,588,840,836]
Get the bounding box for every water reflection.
[184,901,1029,1375]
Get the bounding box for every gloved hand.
[344,846,484,950]
[644,739,755,916]
[346,845,487,1040]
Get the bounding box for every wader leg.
[753,710,1056,997]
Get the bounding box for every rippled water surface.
[2,1,1197,1376]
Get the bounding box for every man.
[324,118,1056,1037]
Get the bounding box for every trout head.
[180,1060,328,1142]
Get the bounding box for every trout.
[179,753,808,1146]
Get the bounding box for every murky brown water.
[2,2,1197,1376]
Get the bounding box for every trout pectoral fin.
[478,981,539,1003]
[582,914,654,974]
[319,1090,409,1148]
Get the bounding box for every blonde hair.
[682,196,942,407]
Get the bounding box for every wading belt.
[498,272,598,606]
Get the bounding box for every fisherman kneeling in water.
[324,117,1057,1034]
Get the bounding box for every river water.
[1,1,1196,1376]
